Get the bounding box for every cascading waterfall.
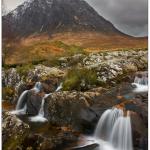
[110,111,133,150]
[10,82,42,115]
[29,94,51,122]
[29,83,63,122]
[94,108,133,150]
[132,73,148,93]
[94,108,123,140]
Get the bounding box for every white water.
[29,83,63,122]
[10,90,28,115]
[10,82,42,115]
[10,104,27,115]
[32,82,42,93]
[92,108,133,150]
[132,74,148,93]
[94,108,123,140]
[55,82,63,92]
[29,94,51,122]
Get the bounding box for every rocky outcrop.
[2,65,65,102]
[45,91,93,128]
[2,111,30,150]
[83,50,147,85]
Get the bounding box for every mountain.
[2,0,147,65]
[3,0,124,39]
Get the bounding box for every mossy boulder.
[2,111,30,150]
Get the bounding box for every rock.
[131,112,148,149]
[26,90,44,115]
[2,111,29,150]
[72,143,99,150]
[22,126,78,150]
[45,91,90,129]
[82,50,148,85]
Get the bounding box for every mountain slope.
[3,0,124,38]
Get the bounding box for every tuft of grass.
[16,64,34,77]
[63,67,103,91]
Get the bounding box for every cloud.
[86,0,148,37]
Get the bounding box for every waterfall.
[16,90,28,110]
[132,73,148,93]
[29,94,51,122]
[110,111,133,150]
[10,90,28,115]
[32,81,42,93]
[94,108,123,140]
[55,82,63,92]
[10,82,42,115]
[29,83,63,122]
[94,108,133,150]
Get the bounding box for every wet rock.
[26,90,44,115]
[23,127,78,150]
[45,91,90,129]
[131,112,148,149]
[72,143,99,150]
[2,111,29,150]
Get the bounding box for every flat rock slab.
[72,143,99,150]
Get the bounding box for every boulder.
[2,111,29,150]
[22,126,78,150]
[26,90,44,115]
[45,91,90,129]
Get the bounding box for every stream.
[2,72,148,150]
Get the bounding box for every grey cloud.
[86,0,148,37]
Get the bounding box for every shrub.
[42,57,60,67]
[16,64,34,77]
[63,67,102,91]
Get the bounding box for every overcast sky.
[4,0,148,37]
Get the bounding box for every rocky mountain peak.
[3,0,124,38]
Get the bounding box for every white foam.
[29,115,48,123]
[132,83,148,93]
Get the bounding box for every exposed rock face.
[3,0,123,39]
[2,111,30,150]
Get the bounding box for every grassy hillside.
[3,32,148,65]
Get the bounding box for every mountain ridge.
[3,0,126,39]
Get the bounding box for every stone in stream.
[71,143,99,150]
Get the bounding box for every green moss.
[63,67,102,91]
